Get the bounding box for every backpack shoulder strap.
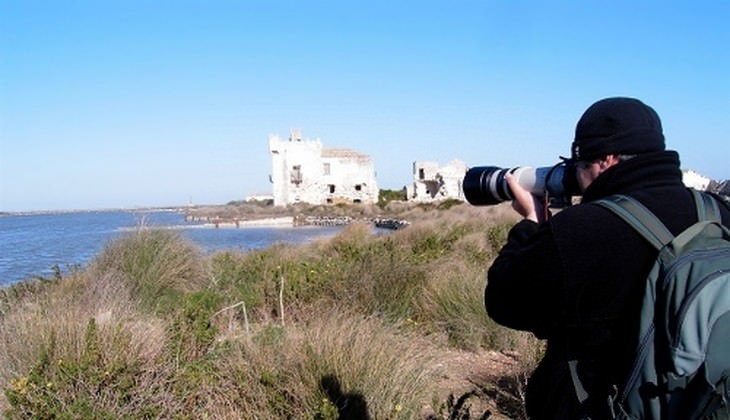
[690,188,721,222]
[595,195,673,251]
[596,190,721,251]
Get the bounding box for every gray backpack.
[594,189,730,419]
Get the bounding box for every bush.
[91,229,209,313]
[378,188,407,209]
[0,270,169,418]
[4,319,148,419]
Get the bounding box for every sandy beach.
[203,216,294,228]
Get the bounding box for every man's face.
[575,159,602,192]
[575,155,621,192]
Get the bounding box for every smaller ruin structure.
[682,169,730,198]
[682,169,711,191]
[268,129,379,206]
[407,160,468,202]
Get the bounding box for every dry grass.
[0,269,169,417]
[1,201,541,419]
[199,308,444,419]
[297,308,444,418]
[90,228,210,312]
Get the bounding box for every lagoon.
[0,209,343,287]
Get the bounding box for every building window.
[291,165,302,186]
[329,184,335,193]
[419,168,425,180]
[355,184,362,191]
[323,163,330,175]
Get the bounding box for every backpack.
[592,189,730,419]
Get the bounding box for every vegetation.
[378,188,408,209]
[0,201,542,419]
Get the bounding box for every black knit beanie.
[571,97,665,161]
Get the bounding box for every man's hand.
[505,173,546,223]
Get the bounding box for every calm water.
[0,210,344,287]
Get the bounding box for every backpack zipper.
[661,248,730,347]
[673,267,730,348]
[620,323,656,403]
[620,248,730,403]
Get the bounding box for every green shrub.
[486,223,512,256]
[211,248,279,311]
[4,319,154,419]
[436,198,464,210]
[168,290,224,361]
[378,188,406,209]
[0,278,55,319]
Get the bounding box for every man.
[485,97,730,419]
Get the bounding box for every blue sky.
[1,1,728,212]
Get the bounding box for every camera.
[462,160,580,206]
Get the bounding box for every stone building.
[406,159,468,202]
[682,169,711,191]
[268,129,379,206]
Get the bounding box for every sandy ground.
[425,349,525,419]
[202,216,294,228]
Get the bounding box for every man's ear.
[599,154,620,170]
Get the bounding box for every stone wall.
[407,160,467,202]
[268,130,379,206]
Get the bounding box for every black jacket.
[485,151,730,419]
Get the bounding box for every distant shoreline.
[0,207,186,217]
[203,216,295,228]
[115,216,297,232]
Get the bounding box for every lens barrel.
[463,163,578,206]
[462,166,515,205]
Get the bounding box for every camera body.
[462,161,580,206]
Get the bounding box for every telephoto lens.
[462,162,578,206]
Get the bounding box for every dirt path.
[425,349,527,419]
